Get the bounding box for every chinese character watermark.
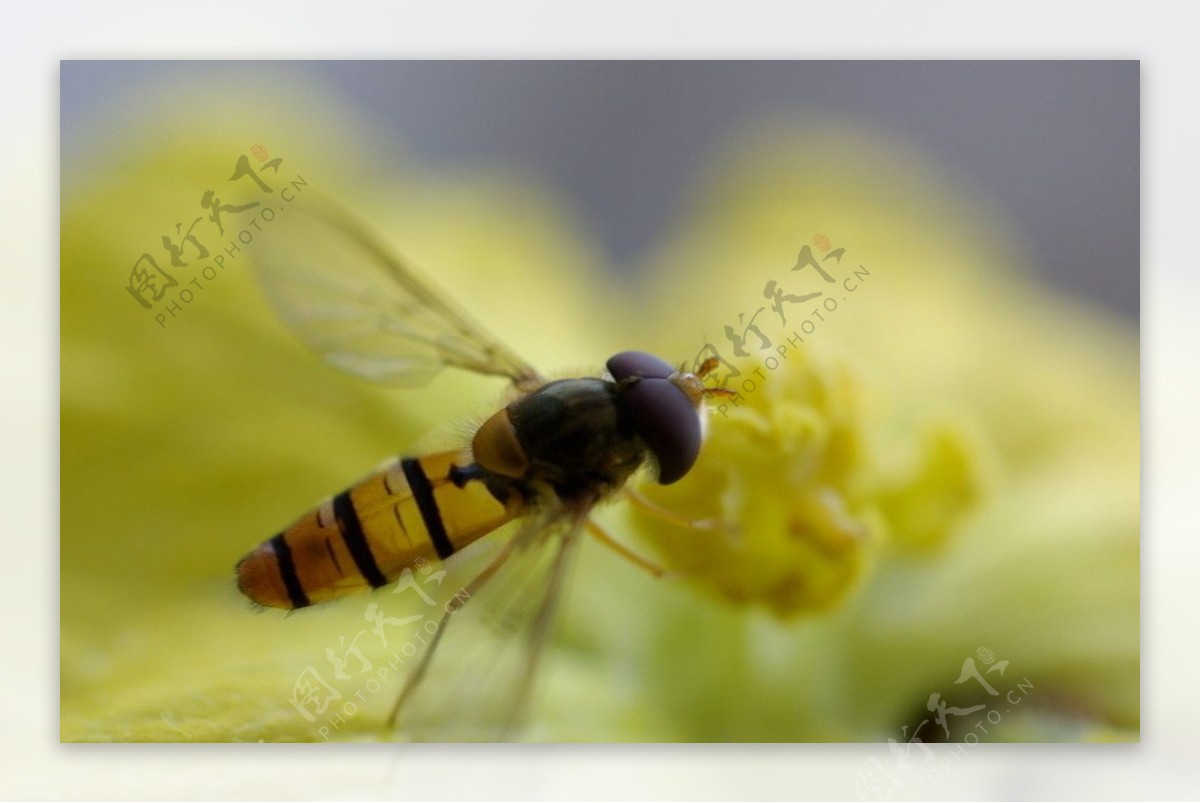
[286,557,475,739]
[853,648,1034,801]
[691,234,873,415]
[124,144,309,329]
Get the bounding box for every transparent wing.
[252,194,541,387]
[386,503,590,742]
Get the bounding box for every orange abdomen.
[237,450,521,609]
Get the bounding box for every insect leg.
[385,533,524,729]
[623,485,720,531]
[498,510,588,738]
[584,519,670,579]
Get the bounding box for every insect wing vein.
[388,505,588,742]
[252,194,541,388]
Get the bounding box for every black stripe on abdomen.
[333,489,388,588]
[270,532,310,609]
[401,457,456,560]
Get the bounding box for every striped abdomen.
[237,451,522,609]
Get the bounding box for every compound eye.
[623,377,701,485]
[607,351,674,383]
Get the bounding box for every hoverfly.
[234,195,730,740]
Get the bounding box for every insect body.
[234,197,726,739]
[237,360,710,611]
[235,450,518,609]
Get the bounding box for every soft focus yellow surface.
[61,93,1138,742]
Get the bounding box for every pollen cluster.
[627,347,985,618]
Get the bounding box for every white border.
[9,1,1193,799]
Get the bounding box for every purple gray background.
[61,61,1139,320]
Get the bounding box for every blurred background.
[62,61,1138,319]
[59,60,1139,755]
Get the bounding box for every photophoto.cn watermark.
[853,647,1035,802]
[285,555,472,740]
[691,233,872,411]
[123,144,308,328]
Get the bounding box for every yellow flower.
[611,122,1136,741]
[630,349,875,616]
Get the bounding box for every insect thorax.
[505,377,646,503]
